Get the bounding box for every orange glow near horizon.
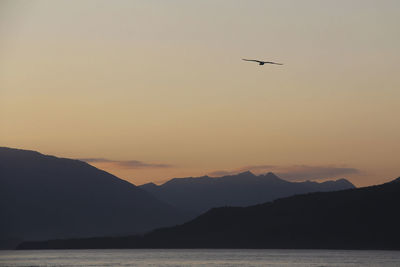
[1,1,399,187]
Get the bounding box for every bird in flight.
[242,59,283,65]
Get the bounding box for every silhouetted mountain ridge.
[20,176,400,250]
[391,177,400,183]
[139,171,355,216]
[0,147,187,247]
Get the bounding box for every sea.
[0,249,400,266]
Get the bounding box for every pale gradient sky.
[1,0,399,187]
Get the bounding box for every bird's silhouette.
[242,59,283,65]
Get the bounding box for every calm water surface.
[1,249,400,266]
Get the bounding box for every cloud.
[208,164,360,181]
[78,158,173,169]
[78,158,111,163]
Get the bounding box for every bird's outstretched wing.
[242,59,262,63]
[263,61,283,65]
[242,59,283,65]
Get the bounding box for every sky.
[1,0,399,187]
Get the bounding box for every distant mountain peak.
[258,172,283,181]
[237,170,255,176]
[333,178,354,186]
[263,172,279,177]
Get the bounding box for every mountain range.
[0,147,356,249]
[20,177,400,250]
[140,172,354,216]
